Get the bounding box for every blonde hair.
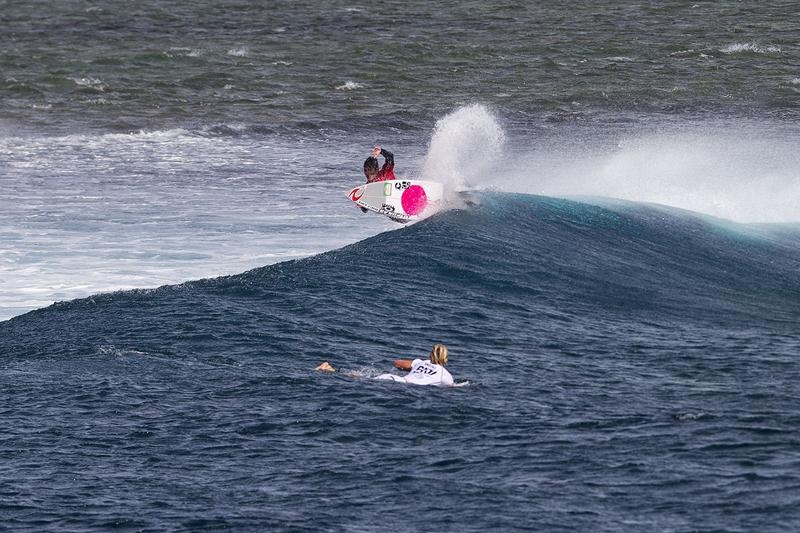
[429,344,448,365]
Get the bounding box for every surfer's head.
[363,156,379,181]
[429,344,448,365]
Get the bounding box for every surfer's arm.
[393,359,412,371]
[380,148,394,170]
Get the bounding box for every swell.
[3,193,799,359]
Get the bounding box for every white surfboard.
[346,179,444,223]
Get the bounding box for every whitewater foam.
[69,77,107,91]
[720,43,781,54]
[336,81,364,90]
[0,131,389,321]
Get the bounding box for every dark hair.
[364,156,379,174]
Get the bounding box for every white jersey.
[375,359,449,387]
[405,359,453,386]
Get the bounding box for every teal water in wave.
[2,1,800,531]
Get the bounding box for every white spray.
[422,104,800,223]
[495,127,800,223]
[422,104,505,193]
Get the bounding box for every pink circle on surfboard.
[401,185,428,215]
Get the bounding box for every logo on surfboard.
[348,186,365,202]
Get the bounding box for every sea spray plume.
[422,104,505,196]
[599,131,800,223]
[490,125,800,223]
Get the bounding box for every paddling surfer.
[315,344,457,387]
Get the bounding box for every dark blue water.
[3,195,800,531]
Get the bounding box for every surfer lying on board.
[363,145,395,183]
[315,344,458,387]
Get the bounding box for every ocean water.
[2,1,800,531]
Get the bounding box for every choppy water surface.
[2,1,799,133]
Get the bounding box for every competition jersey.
[404,359,454,387]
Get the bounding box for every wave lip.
[409,105,800,224]
[476,123,800,224]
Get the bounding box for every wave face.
[0,128,394,321]
[3,195,800,530]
